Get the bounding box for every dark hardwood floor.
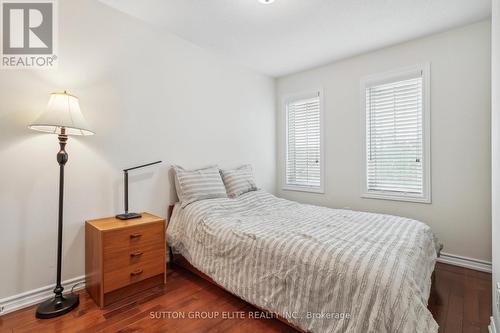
[0,262,491,333]
[428,263,491,333]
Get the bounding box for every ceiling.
[100,0,491,77]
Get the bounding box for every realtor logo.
[1,0,57,68]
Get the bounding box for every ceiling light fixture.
[259,0,275,4]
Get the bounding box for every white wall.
[491,0,500,328]
[0,0,276,299]
[276,21,491,262]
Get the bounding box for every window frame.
[360,64,431,203]
[282,89,325,194]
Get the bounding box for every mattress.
[166,190,438,333]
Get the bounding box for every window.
[284,91,324,193]
[361,64,431,203]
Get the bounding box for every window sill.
[361,191,431,204]
[282,185,324,194]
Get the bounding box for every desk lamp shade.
[29,91,94,136]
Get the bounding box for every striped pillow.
[173,165,227,208]
[220,165,257,198]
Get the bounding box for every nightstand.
[85,213,166,308]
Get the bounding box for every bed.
[166,190,439,333]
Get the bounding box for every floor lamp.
[29,91,94,319]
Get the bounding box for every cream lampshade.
[29,91,94,136]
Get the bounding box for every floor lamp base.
[35,293,79,319]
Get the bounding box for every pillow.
[220,164,257,198]
[173,165,227,208]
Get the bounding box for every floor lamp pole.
[55,131,67,298]
[36,128,80,319]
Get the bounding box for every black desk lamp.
[116,161,162,220]
[28,91,94,319]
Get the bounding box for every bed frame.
[166,205,441,333]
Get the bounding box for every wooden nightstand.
[85,213,166,308]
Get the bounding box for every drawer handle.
[130,233,142,239]
[130,269,143,277]
[130,251,143,258]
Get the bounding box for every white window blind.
[285,93,322,190]
[364,67,430,202]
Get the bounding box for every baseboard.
[0,275,86,316]
[437,252,492,273]
[490,317,498,333]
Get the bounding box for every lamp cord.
[71,282,85,294]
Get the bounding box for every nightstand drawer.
[103,222,164,253]
[103,257,164,293]
[103,242,164,273]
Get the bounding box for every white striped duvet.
[166,190,438,333]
